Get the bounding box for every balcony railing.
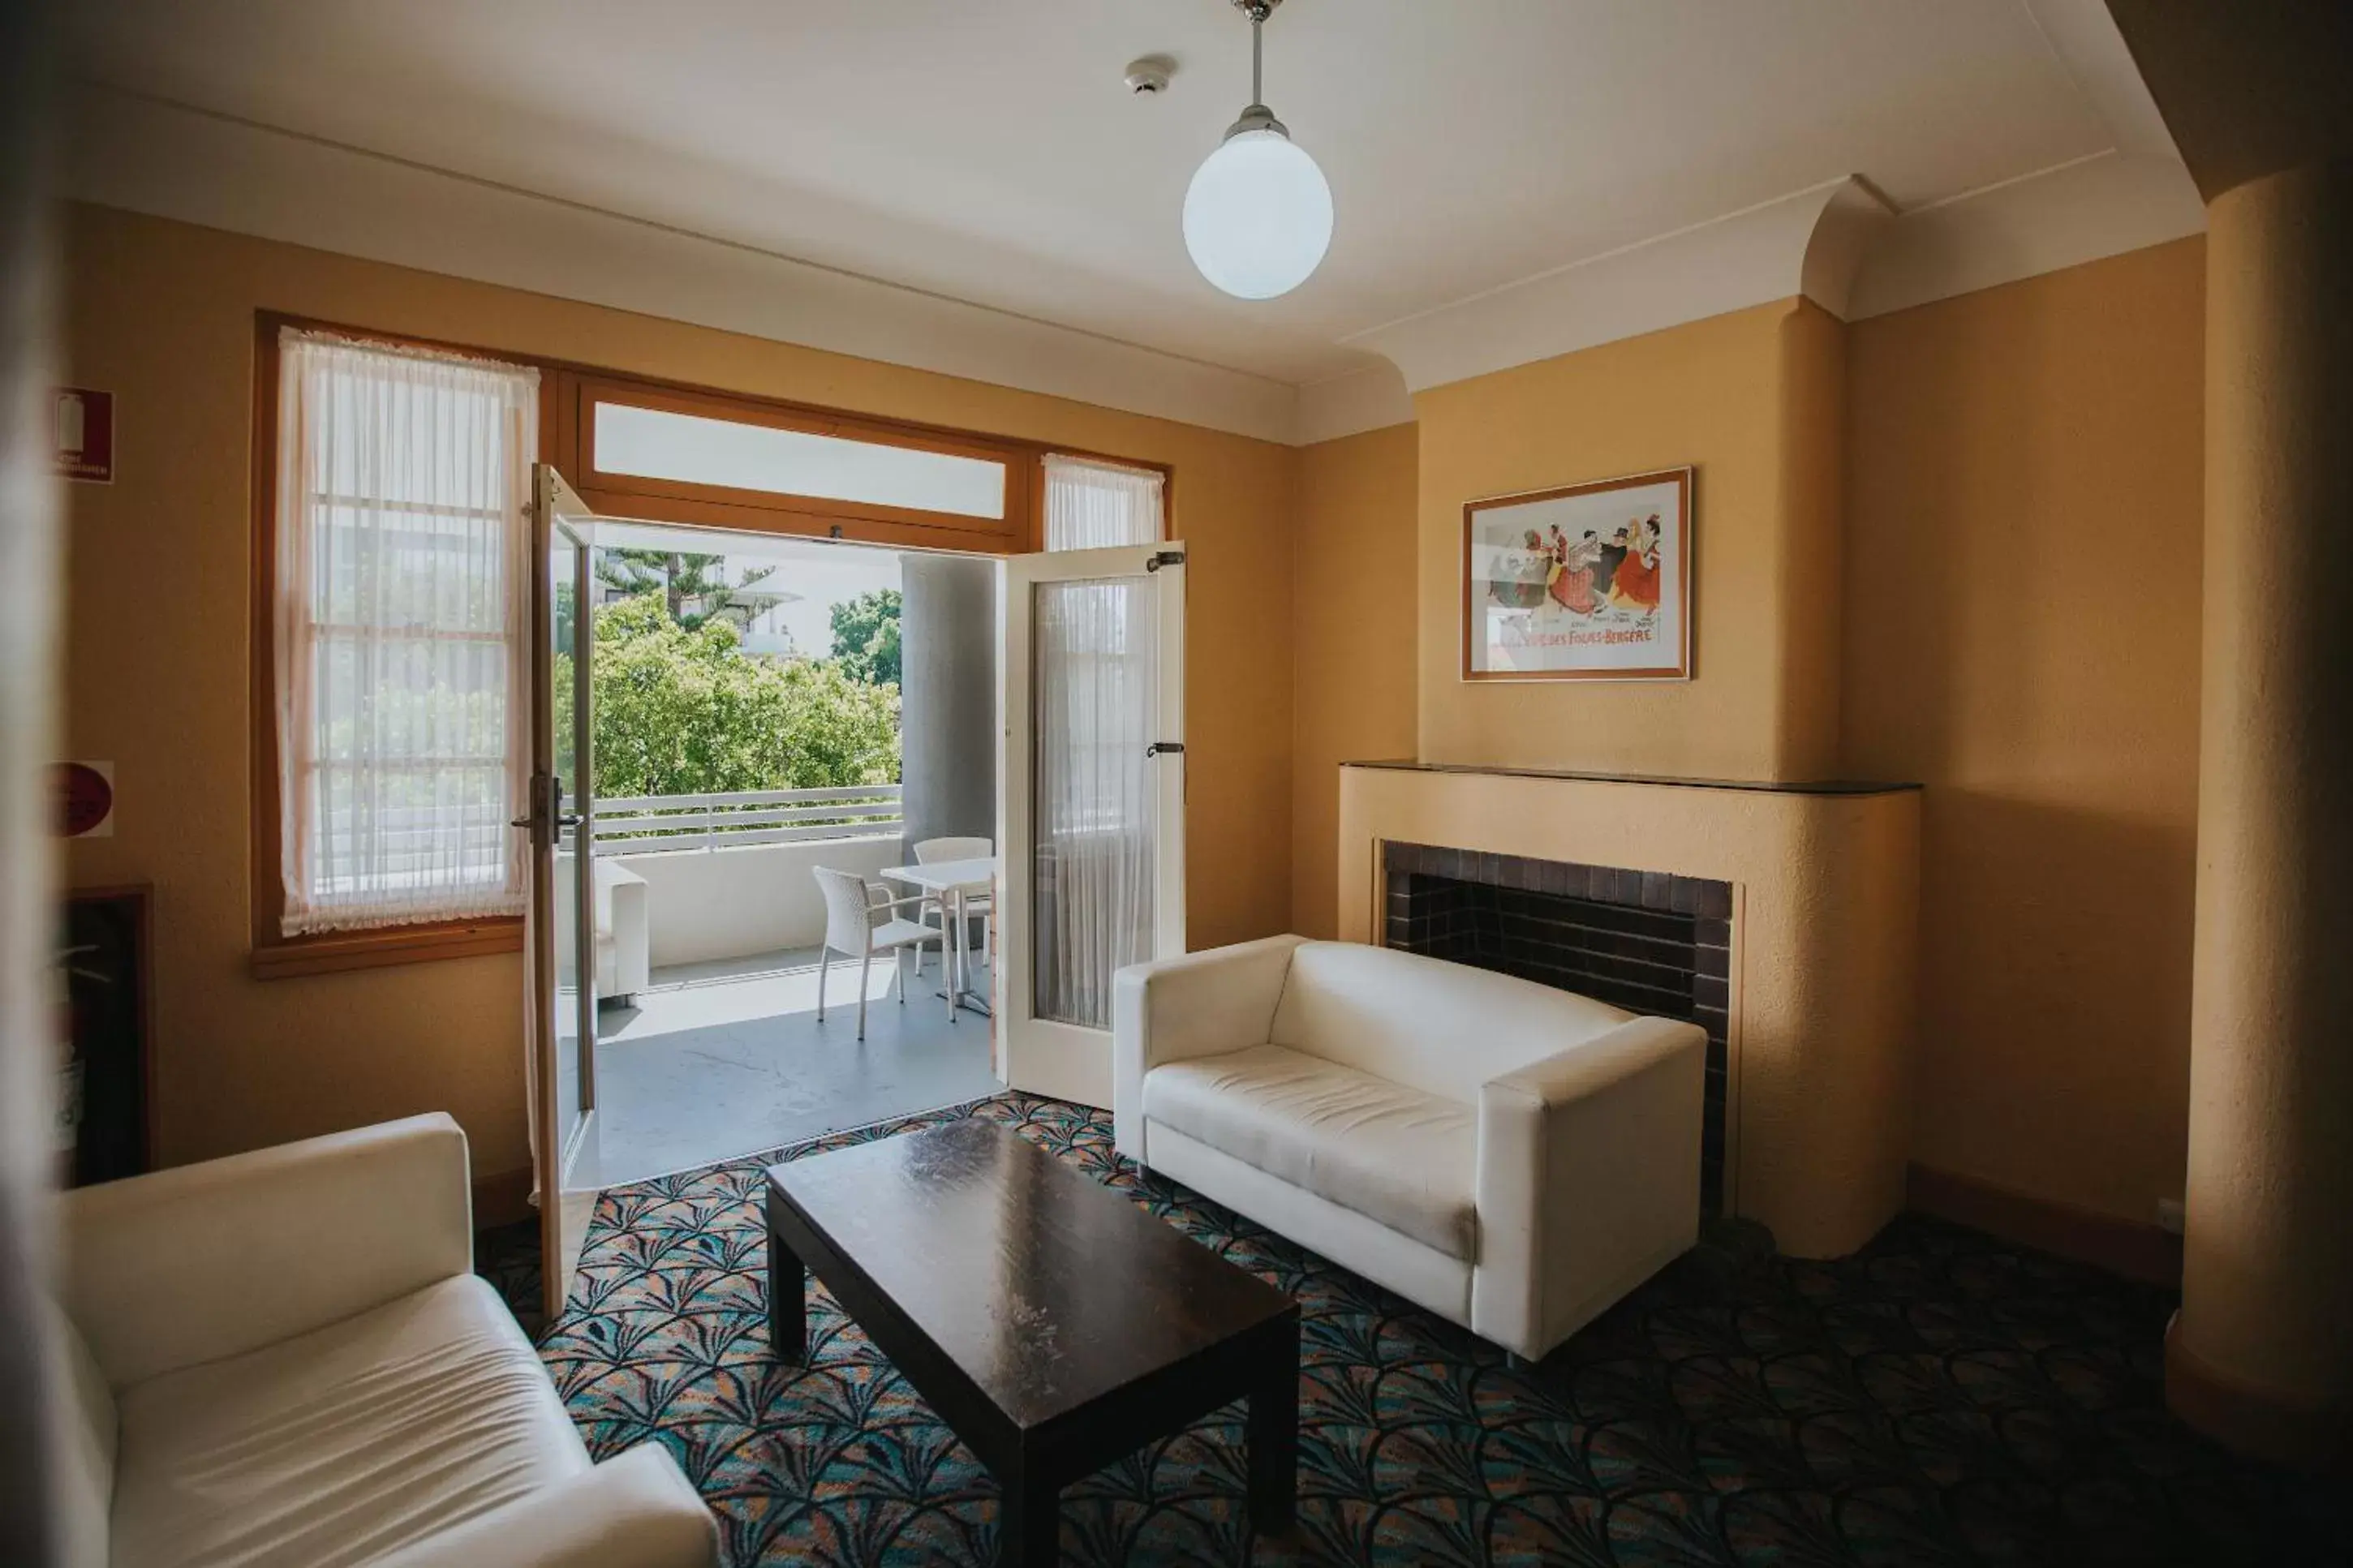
[577,784,902,856]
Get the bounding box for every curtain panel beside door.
[1030,455,1170,1027]
[273,329,539,934]
[1043,454,1164,551]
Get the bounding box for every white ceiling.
[68,0,2159,390]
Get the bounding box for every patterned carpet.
[481,1093,2346,1566]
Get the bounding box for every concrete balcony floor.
[578,942,1001,1187]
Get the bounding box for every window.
[250,315,1172,973]
[1043,453,1166,550]
[269,329,539,941]
[575,378,1030,548]
[595,402,1005,519]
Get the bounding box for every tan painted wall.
[1290,423,1419,938]
[1413,298,1847,783]
[58,202,1297,1186]
[60,186,2217,1269]
[1843,237,2207,1229]
[2181,162,2353,1412]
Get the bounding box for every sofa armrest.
[1111,934,1306,1161]
[1472,1016,1705,1359]
[366,1446,716,1568]
[58,1112,474,1389]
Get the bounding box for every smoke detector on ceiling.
[1125,57,1175,95]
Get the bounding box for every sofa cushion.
[1143,1044,1478,1259]
[1271,941,1634,1105]
[110,1274,588,1568]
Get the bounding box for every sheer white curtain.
[1033,454,1168,1026]
[274,329,538,934]
[1032,576,1159,1028]
[1043,453,1164,550]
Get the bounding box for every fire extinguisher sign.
[55,388,115,484]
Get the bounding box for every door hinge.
[1146,741,1185,757]
[1144,549,1185,573]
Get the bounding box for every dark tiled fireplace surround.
[1381,840,1731,1213]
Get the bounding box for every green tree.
[596,548,780,633]
[576,595,899,801]
[829,587,902,687]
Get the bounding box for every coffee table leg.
[1248,1320,1299,1536]
[767,1217,806,1362]
[998,1463,1061,1568]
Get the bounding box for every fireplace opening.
[1382,841,1730,1214]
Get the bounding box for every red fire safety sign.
[55,388,115,483]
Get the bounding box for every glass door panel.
[998,543,1185,1107]
[524,464,598,1325]
[1031,577,1159,1028]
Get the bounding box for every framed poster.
[1462,466,1692,681]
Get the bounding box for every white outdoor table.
[878,857,996,1019]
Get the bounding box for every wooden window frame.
[249,311,1171,978]
[248,314,552,977]
[574,377,1033,550]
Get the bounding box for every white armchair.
[1113,937,1705,1360]
[45,1115,716,1568]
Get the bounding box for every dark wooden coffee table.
[765,1117,1299,1566]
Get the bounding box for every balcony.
[569,782,1000,1187]
[584,785,908,969]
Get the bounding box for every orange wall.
[58,202,1297,1186]
[1290,423,1418,937]
[1375,243,2205,1244]
[1843,237,2207,1228]
[59,191,2212,1252]
[1413,298,1847,783]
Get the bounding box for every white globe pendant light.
[1184,0,1331,300]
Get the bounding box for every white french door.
[522,464,599,1325]
[996,543,1186,1108]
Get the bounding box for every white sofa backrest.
[1269,941,1636,1104]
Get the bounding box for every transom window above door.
[595,402,1006,520]
[574,379,1032,549]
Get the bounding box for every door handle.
[508,775,579,837]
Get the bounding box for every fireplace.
[1340,761,1920,1258]
[1382,840,1731,1214]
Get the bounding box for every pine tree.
[593,548,779,632]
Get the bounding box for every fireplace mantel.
[1337,760,1921,1259]
[1344,758,1921,796]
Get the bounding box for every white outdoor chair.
[811,866,934,1042]
[912,836,995,984]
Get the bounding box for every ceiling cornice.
[1294,363,1414,445]
[62,84,1310,446]
[1346,177,1895,396]
[62,0,2205,452]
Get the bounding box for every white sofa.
[1113,936,1706,1361]
[593,858,650,1006]
[45,1114,716,1568]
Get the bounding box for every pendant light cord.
[1252,12,1263,108]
